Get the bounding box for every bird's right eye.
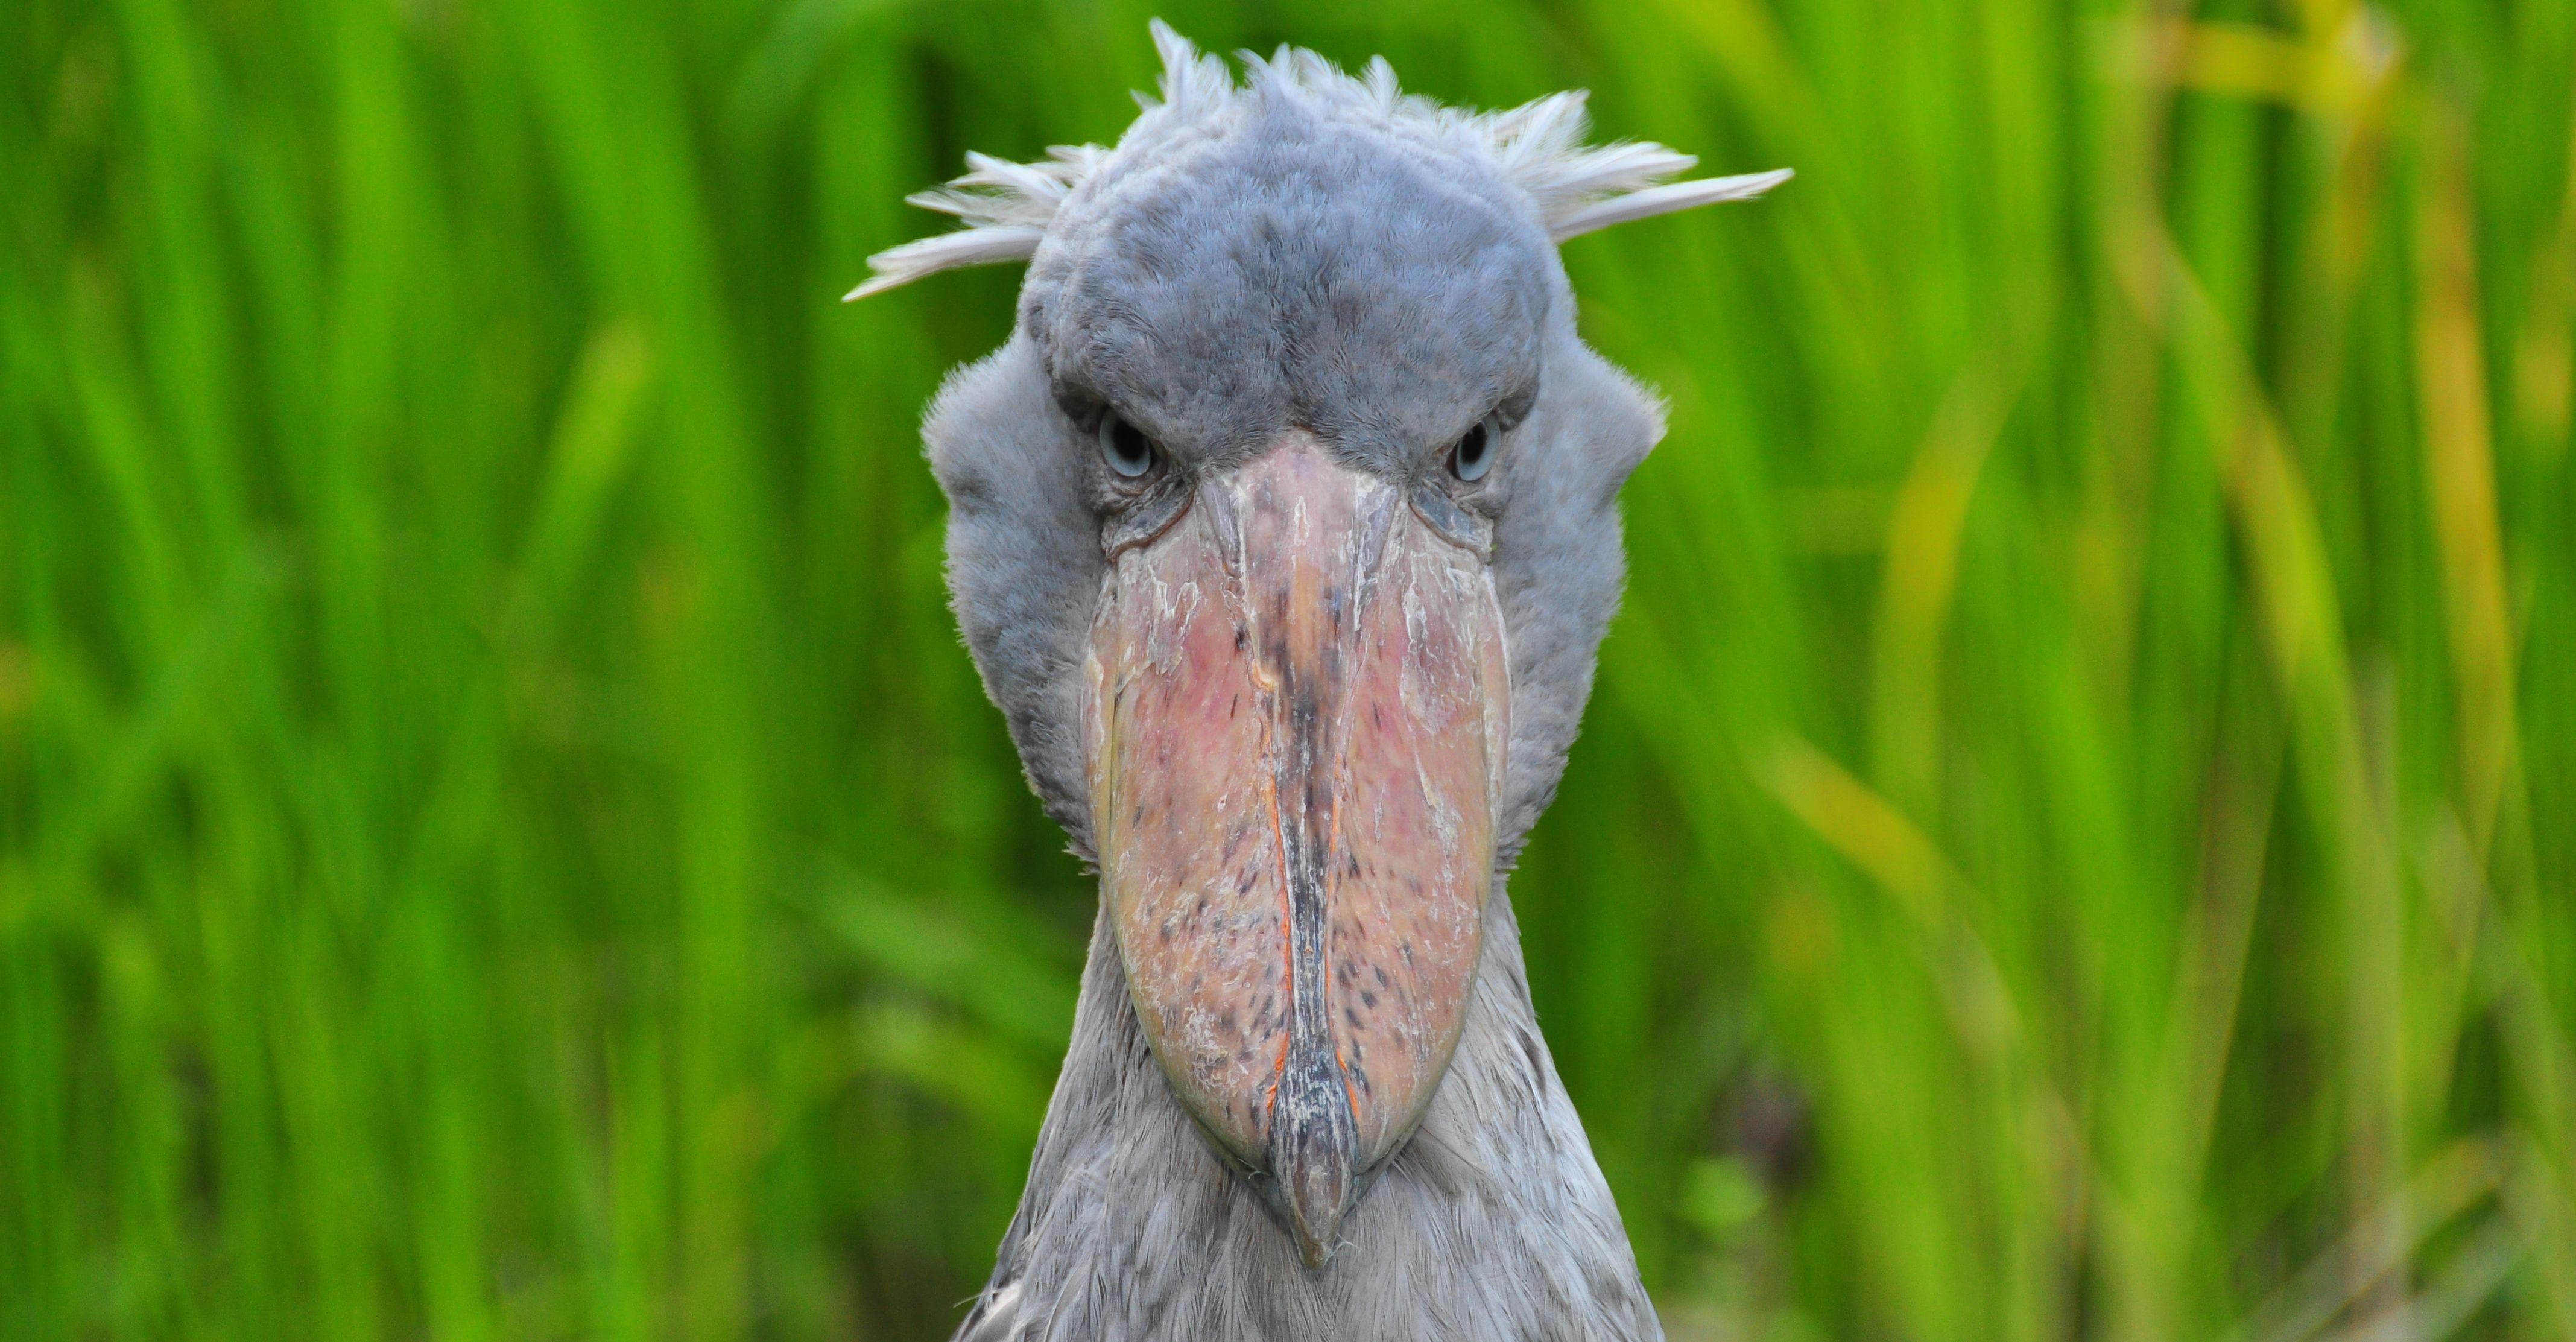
[1099,411,1157,478]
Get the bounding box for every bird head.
[853,23,1785,1270]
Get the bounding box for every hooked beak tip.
[1283,1168,1350,1268]
[1290,1210,1344,1270]
[1274,1057,1358,1268]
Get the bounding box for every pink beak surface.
[1082,432,1510,1267]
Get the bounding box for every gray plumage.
[858,23,1785,1341]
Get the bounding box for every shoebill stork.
[850,24,1786,1341]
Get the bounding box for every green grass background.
[4,0,2573,1337]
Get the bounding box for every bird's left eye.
[1450,419,1496,482]
[1100,411,1157,478]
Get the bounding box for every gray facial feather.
[890,24,1783,1341]
[1022,78,1551,473]
[925,337,1103,848]
[1489,325,1664,861]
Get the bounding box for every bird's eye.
[1450,419,1495,482]
[1099,411,1157,478]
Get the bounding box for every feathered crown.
[847,21,1789,300]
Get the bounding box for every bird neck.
[955,885,1665,1341]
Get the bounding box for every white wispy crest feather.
[846,19,1790,300]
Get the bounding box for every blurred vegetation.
[2,0,2572,1338]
